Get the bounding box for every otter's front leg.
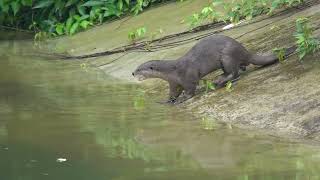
[166,82,183,103]
[175,82,197,104]
[158,82,183,104]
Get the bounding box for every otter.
[132,35,296,104]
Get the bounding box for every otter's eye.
[150,67,153,70]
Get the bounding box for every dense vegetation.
[187,0,304,27]
[1,0,306,37]
[294,17,320,60]
[0,0,175,36]
[1,0,319,60]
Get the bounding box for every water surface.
[1,40,320,180]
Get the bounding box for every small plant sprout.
[201,117,216,130]
[187,5,222,28]
[201,6,214,19]
[80,63,88,72]
[188,13,201,27]
[133,90,146,110]
[150,28,164,40]
[201,80,216,93]
[128,26,147,42]
[294,17,320,60]
[136,27,147,37]
[206,80,216,93]
[225,81,233,92]
[273,47,286,63]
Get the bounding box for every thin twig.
[0,25,33,33]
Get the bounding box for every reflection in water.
[1,41,320,180]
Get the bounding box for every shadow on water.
[1,40,320,180]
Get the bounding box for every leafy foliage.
[200,117,216,130]
[225,81,233,92]
[294,17,320,60]
[187,5,223,28]
[128,26,147,42]
[200,79,216,93]
[187,0,304,27]
[0,0,174,36]
[268,0,303,14]
[273,47,286,62]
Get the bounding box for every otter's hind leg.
[214,55,240,87]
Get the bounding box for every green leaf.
[70,22,79,35]
[299,51,306,60]
[55,24,64,35]
[10,1,20,16]
[69,7,76,17]
[53,0,61,10]
[21,0,32,6]
[104,9,116,17]
[225,81,233,92]
[80,20,91,29]
[80,15,90,21]
[201,7,213,15]
[208,82,216,90]
[66,0,78,7]
[102,4,120,17]
[136,27,146,37]
[117,0,123,11]
[33,0,54,9]
[131,0,143,15]
[65,17,74,33]
[81,1,104,7]
[77,6,86,16]
[212,0,223,6]
[73,15,81,21]
[128,31,136,41]
[1,3,9,13]
[98,13,103,23]
[89,9,95,20]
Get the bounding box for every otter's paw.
[240,66,246,71]
[174,94,193,105]
[212,82,225,89]
[157,98,176,105]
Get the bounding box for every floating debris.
[56,158,67,163]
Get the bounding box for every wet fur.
[132,35,296,104]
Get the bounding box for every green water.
[1,40,320,180]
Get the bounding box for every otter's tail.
[249,46,297,66]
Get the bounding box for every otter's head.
[132,60,171,81]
